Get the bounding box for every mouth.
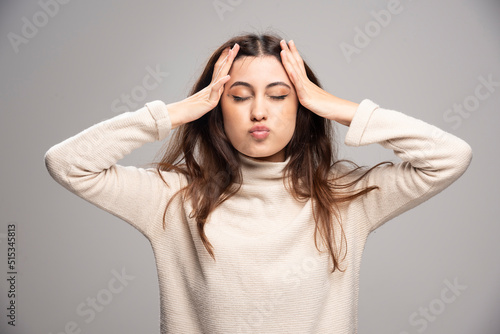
[250,130,270,140]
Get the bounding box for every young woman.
[44,33,473,333]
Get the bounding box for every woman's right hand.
[166,43,240,129]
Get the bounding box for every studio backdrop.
[1,1,499,333]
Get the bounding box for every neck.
[237,152,290,187]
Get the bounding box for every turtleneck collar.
[237,152,291,187]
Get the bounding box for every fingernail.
[290,40,294,46]
[232,43,238,50]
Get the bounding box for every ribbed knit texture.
[44,99,473,333]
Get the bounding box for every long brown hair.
[150,32,393,273]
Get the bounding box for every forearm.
[44,100,176,236]
[44,101,170,190]
[165,100,189,130]
[345,99,473,231]
[346,99,472,174]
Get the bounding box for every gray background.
[1,0,499,333]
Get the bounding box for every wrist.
[327,97,359,127]
[165,101,185,130]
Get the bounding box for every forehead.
[227,56,290,84]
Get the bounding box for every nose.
[250,95,268,121]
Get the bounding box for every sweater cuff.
[144,100,172,141]
[344,99,379,147]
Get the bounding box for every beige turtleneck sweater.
[44,99,472,333]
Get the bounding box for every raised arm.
[344,99,473,233]
[279,39,472,233]
[44,101,180,237]
[44,43,241,237]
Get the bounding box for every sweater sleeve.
[44,100,180,238]
[344,99,473,234]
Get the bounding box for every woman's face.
[220,56,299,163]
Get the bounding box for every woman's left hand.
[279,39,358,126]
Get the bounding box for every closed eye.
[231,95,288,102]
[271,95,288,100]
[232,95,250,102]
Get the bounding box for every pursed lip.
[249,125,270,133]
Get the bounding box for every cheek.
[221,97,233,124]
[273,102,298,133]
[221,105,245,139]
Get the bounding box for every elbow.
[44,146,57,177]
[456,139,473,175]
[44,145,70,187]
[443,139,473,183]
[423,138,473,188]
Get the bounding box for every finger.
[287,40,307,76]
[280,40,300,80]
[213,43,239,82]
[280,44,300,86]
[280,49,307,96]
[215,47,231,66]
[212,47,231,81]
[208,74,231,102]
[213,49,231,82]
[280,40,306,77]
[217,43,239,80]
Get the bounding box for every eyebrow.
[229,81,291,90]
